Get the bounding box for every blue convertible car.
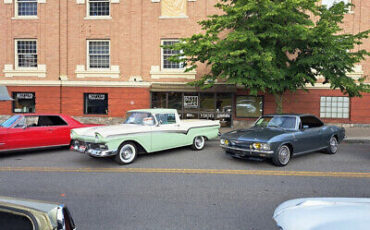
[220,114,345,166]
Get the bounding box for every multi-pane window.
[322,0,350,8]
[16,40,37,68]
[84,93,108,115]
[88,40,110,69]
[162,40,183,70]
[320,96,349,118]
[88,0,110,16]
[12,92,36,113]
[16,0,37,16]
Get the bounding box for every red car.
[0,114,98,152]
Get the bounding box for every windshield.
[0,115,22,128]
[124,112,155,126]
[255,116,297,130]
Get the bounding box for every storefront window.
[150,91,234,126]
[199,93,215,120]
[168,92,182,111]
[236,96,263,118]
[12,92,35,113]
[183,93,198,119]
[84,93,108,115]
[216,93,233,127]
[152,92,167,108]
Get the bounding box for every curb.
[342,138,370,144]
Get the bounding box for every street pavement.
[0,141,369,230]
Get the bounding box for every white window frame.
[87,40,111,70]
[14,0,38,18]
[161,39,184,71]
[86,0,111,19]
[15,39,38,70]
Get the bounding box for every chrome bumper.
[220,144,274,157]
[70,142,117,157]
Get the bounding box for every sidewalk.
[219,126,370,144]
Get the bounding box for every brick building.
[0,0,369,127]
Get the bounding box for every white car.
[273,198,370,230]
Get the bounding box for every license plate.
[79,146,86,152]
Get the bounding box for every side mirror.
[302,125,309,130]
[157,120,163,127]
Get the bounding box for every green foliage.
[164,0,370,108]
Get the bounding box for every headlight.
[220,139,225,145]
[252,143,270,151]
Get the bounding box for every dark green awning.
[151,83,236,93]
[0,86,13,101]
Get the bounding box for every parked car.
[71,108,220,164]
[0,114,98,153]
[273,198,370,230]
[220,114,345,166]
[0,196,76,230]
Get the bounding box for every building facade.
[0,0,369,127]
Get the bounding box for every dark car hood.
[223,126,290,142]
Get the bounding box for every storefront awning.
[150,83,237,93]
[0,85,13,101]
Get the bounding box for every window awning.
[0,86,13,101]
[150,83,237,93]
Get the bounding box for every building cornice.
[0,80,151,88]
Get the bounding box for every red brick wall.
[61,87,150,117]
[235,89,370,124]
[0,86,61,114]
[0,86,150,118]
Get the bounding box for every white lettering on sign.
[184,96,198,108]
[16,93,34,99]
[88,94,105,100]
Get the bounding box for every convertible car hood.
[273,198,370,230]
[223,127,289,142]
[72,124,152,138]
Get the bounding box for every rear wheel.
[326,136,338,154]
[191,136,205,150]
[272,145,291,167]
[115,142,137,165]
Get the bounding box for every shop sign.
[216,113,231,119]
[16,93,34,99]
[88,94,105,100]
[200,113,215,119]
[184,96,198,109]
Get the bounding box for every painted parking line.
[0,167,370,178]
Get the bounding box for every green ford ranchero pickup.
[70,109,220,164]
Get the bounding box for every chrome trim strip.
[0,144,69,153]
[220,145,274,154]
[106,124,220,138]
[0,143,5,146]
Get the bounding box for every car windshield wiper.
[268,125,282,129]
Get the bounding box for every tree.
[165,0,370,113]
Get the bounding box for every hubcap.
[278,146,290,165]
[195,136,205,149]
[330,137,338,153]
[120,144,135,162]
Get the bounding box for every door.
[38,115,70,146]
[151,113,186,151]
[294,116,325,153]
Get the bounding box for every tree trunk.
[274,93,283,114]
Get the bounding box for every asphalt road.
[0,141,369,230]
